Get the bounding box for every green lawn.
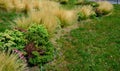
[45,5,120,71]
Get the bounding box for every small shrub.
[0,30,26,51]
[25,25,54,67]
[78,5,96,20]
[96,1,113,16]
[0,51,27,71]
[26,25,49,45]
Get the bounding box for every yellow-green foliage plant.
[0,51,27,71]
[78,5,96,20]
[96,1,113,15]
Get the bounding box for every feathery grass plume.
[96,1,113,15]
[14,16,32,30]
[0,0,14,11]
[12,0,25,12]
[53,9,77,27]
[29,11,60,33]
[14,10,59,33]
[22,0,33,13]
[78,5,96,20]
[32,0,41,10]
[39,0,60,11]
[0,51,27,71]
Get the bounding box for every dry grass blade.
[0,51,27,71]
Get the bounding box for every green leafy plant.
[0,30,26,51]
[25,25,54,67]
[26,24,49,45]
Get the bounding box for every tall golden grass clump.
[13,0,77,33]
[14,16,32,30]
[14,11,59,33]
[0,0,60,13]
[0,0,40,13]
[0,51,27,71]
[31,0,41,10]
[53,9,77,27]
[23,0,34,13]
[0,0,14,11]
[78,5,96,19]
[96,1,113,15]
[11,0,25,12]
[29,11,59,33]
[39,0,60,11]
